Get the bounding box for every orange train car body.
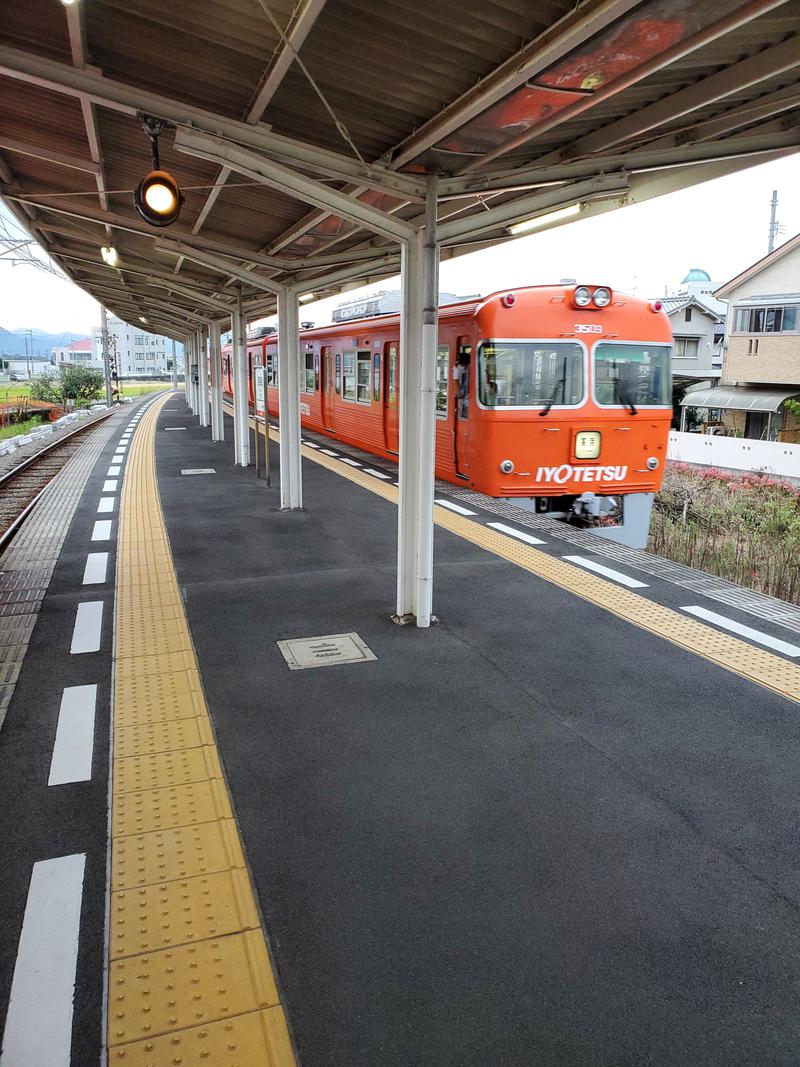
[221,284,673,547]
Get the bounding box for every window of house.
[134,335,145,345]
[303,350,315,393]
[733,305,800,333]
[436,344,449,416]
[684,307,692,322]
[673,337,699,358]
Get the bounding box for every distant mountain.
[0,327,85,357]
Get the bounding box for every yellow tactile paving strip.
[109,394,296,1066]
[239,410,800,704]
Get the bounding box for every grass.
[0,384,32,403]
[649,463,800,605]
[0,415,46,440]
[118,382,172,397]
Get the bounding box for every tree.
[61,365,104,403]
[29,372,61,403]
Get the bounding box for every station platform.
[1,389,800,1066]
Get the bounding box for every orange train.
[221,284,673,548]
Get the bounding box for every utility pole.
[768,189,779,253]
[24,329,33,379]
[100,306,113,406]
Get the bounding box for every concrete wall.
[668,429,800,481]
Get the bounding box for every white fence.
[668,430,800,482]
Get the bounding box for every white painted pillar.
[197,326,209,428]
[396,177,439,627]
[277,287,303,509]
[232,291,250,466]
[186,334,196,411]
[171,339,178,391]
[209,321,224,442]
[184,335,191,404]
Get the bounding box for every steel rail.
[0,409,113,554]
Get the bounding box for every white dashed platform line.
[487,522,546,546]
[97,497,115,514]
[180,468,216,475]
[339,457,362,467]
[48,685,97,786]
[319,448,339,456]
[91,520,112,542]
[0,853,86,1067]
[82,552,108,585]
[681,606,800,657]
[563,555,649,589]
[163,427,186,431]
[103,481,118,493]
[70,601,103,654]
[107,466,121,477]
[302,440,319,448]
[435,499,477,516]
[364,468,391,480]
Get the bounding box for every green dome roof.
[682,268,711,283]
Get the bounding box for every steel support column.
[277,287,302,509]
[208,321,224,442]
[396,178,439,627]
[186,334,196,411]
[232,291,250,466]
[171,339,178,391]
[196,325,209,428]
[100,305,112,406]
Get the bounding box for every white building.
[53,337,102,369]
[92,316,182,377]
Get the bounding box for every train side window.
[342,350,357,401]
[267,350,278,387]
[456,339,471,419]
[356,350,371,404]
[387,344,398,406]
[373,353,381,401]
[302,350,315,393]
[436,343,449,417]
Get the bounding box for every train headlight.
[646,456,660,470]
[574,431,601,459]
[499,459,515,474]
[574,285,592,307]
[593,286,612,308]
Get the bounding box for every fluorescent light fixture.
[299,292,315,303]
[60,0,77,5]
[138,316,148,324]
[100,245,119,267]
[507,203,581,236]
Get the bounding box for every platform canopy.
[1,0,800,333]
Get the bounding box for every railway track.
[0,411,113,553]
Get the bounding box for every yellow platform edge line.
[229,405,799,705]
[109,395,298,1066]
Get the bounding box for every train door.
[454,335,472,478]
[321,345,335,431]
[383,341,399,452]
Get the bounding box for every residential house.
[680,237,800,440]
[52,337,100,369]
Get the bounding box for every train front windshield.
[594,343,671,407]
[478,341,583,408]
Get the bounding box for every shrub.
[61,366,104,403]
[649,464,800,604]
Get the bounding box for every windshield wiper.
[539,355,568,417]
[614,378,637,415]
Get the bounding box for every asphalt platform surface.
[155,398,800,1067]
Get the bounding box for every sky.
[2,153,799,337]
